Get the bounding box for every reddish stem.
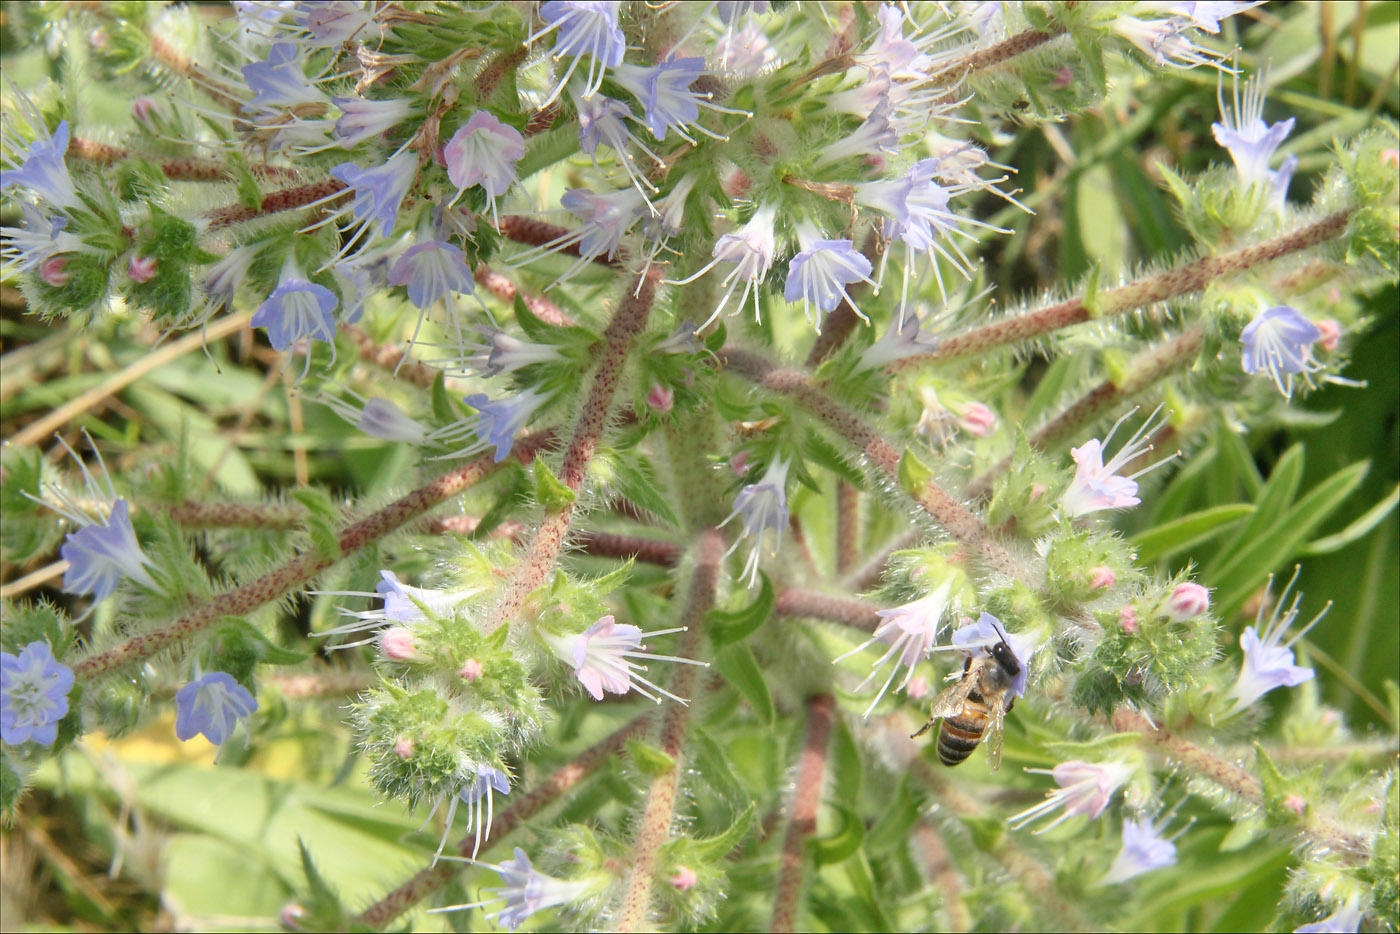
[770,694,835,933]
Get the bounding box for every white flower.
[544,615,704,704]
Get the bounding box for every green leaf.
[470,465,529,539]
[609,454,680,527]
[218,617,307,667]
[715,644,775,725]
[1209,445,1304,573]
[627,738,677,778]
[809,802,864,866]
[898,448,933,498]
[430,369,455,423]
[1301,483,1399,556]
[803,431,865,488]
[707,572,774,646]
[689,726,752,812]
[1217,427,1265,499]
[863,776,921,855]
[829,718,862,804]
[1133,503,1254,565]
[533,459,576,510]
[691,803,755,861]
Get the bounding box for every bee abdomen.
[937,715,987,766]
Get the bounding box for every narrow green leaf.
[1301,483,1399,556]
[691,803,755,861]
[1217,427,1265,498]
[689,726,751,812]
[809,802,864,866]
[898,448,934,498]
[610,454,680,527]
[715,644,775,724]
[533,459,576,510]
[1133,503,1254,565]
[707,572,774,646]
[1204,444,1304,579]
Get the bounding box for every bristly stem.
[775,587,881,632]
[203,178,348,229]
[497,215,627,268]
[769,693,836,934]
[928,24,1070,102]
[70,437,551,682]
[835,481,860,576]
[484,269,662,634]
[474,266,575,326]
[891,210,1355,371]
[614,529,723,933]
[67,136,299,182]
[963,324,1207,499]
[354,715,650,929]
[341,324,443,389]
[914,823,972,933]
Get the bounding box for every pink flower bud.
[669,866,698,891]
[380,626,421,661]
[394,735,415,759]
[1051,66,1074,89]
[128,255,157,283]
[646,383,674,414]
[279,903,306,929]
[1118,605,1139,633]
[1284,793,1306,817]
[40,256,70,286]
[730,450,751,475]
[957,402,997,437]
[458,658,484,682]
[131,96,157,124]
[1028,483,1046,503]
[1316,319,1342,352]
[1090,566,1116,590]
[1165,582,1210,621]
[905,674,930,700]
[1382,148,1399,168]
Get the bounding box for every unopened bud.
[279,902,306,929]
[1028,483,1046,502]
[957,402,997,437]
[132,96,157,124]
[669,866,698,890]
[380,626,421,661]
[1317,319,1342,352]
[905,674,930,700]
[40,256,70,286]
[1119,604,1139,633]
[730,451,751,475]
[1051,65,1073,89]
[458,658,484,682]
[646,383,674,414]
[1090,566,1116,590]
[1164,582,1209,621]
[394,735,415,759]
[129,255,157,283]
[1284,793,1307,817]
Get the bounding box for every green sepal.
[533,459,576,510]
[1254,742,1303,827]
[430,368,456,423]
[707,571,773,646]
[215,616,308,670]
[627,738,677,778]
[1081,262,1105,317]
[689,726,751,812]
[898,448,934,498]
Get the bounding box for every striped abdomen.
[937,691,991,766]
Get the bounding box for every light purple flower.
[1010,759,1138,833]
[314,570,477,650]
[545,615,702,704]
[297,0,376,46]
[174,672,257,747]
[858,308,941,369]
[818,102,902,165]
[388,240,475,309]
[833,579,959,717]
[330,150,417,238]
[0,202,82,273]
[1,642,73,747]
[856,4,934,81]
[612,57,708,142]
[574,94,661,195]
[437,389,549,462]
[251,267,339,351]
[449,763,512,858]
[242,42,328,114]
[433,326,562,379]
[720,456,790,586]
[1100,814,1180,885]
[1295,895,1365,933]
[532,1,626,104]
[1226,568,1322,715]
[436,847,591,930]
[1172,2,1263,33]
[670,203,778,328]
[1241,305,1324,399]
[60,499,157,601]
[946,613,1037,700]
[1111,14,1226,70]
[1213,70,1295,191]
[1,119,78,210]
[784,221,876,325]
[444,111,525,204]
[1061,408,1171,518]
[332,96,414,147]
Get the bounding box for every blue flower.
[612,57,708,142]
[532,1,626,104]
[557,186,645,261]
[833,579,960,717]
[330,150,417,238]
[1226,568,1322,715]
[242,42,328,114]
[60,499,157,601]
[1,641,74,747]
[669,203,778,328]
[388,240,474,309]
[174,672,258,747]
[1,118,79,211]
[1241,305,1324,399]
[331,95,414,147]
[1212,70,1295,192]
[433,848,592,930]
[452,764,512,858]
[0,202,82,273]
[1295,895,1365,933]
[251,267,339,351]
[784,221,875,325]
[436,389,549,462]
[720,457,790,586]
[1100,814,1180,885]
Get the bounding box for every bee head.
[989,640,1021,676]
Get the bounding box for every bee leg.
[911,718,935,739]
[1004,697,1016,713]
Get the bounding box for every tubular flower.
[332,96,414,147]
[0,203,83,274]
[444,111,525,218]
[435,389,550,462]
[315,570,477,650]
[251,262,339,352]
[429,325,562,379]
[1225,568,1323,715]
[1213,68,1297,205]
[174,672,258,750]
[669,203,778,328]
[241,42,328,114]
[433,848,592,930]
[530,1,626,105]
[783,221,876,326]
[1,642,74,747]
[833,578,958,718]
[544,615,704,704]
[611,57,708,143]
[1,118,79,211]
[1061,407,1172,518]
[1294,895,1366,934]
[1100,814,1181,885]
[720,456,790,586]
[1010,759,1138,833]
[441,764,511,859]
[1240,305,1325,399]
[388,239,475,310]
[329,149,418,237]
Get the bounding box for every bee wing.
[911,676,977,739]
[983,701,1007,773]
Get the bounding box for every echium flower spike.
[720,456,790,586]
[544,615,706,704]
[1,642,74,747]
[1240,305,1326,399]
[431,848,592,930]
[1061,406,1174,519]
[529,1,627,106]
[1225,567,1324,715]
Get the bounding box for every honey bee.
[912,621,1022,771]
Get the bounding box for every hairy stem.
[892,210,1356,370]
[67,136,298,182]
[964,324,1207,499]
[835,481,860,576]
[484,269,661,634]
[914,823,972,933]
[775,588,881,632]
[70,437,551,681]
[928,24,1070,102]
[204,178,348,229]
[496,215,627,268]
[354,715,650,929]
[770,693,836,934]
[473,266,574,326]
[614,529,723,933]
[341,324,443,389]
